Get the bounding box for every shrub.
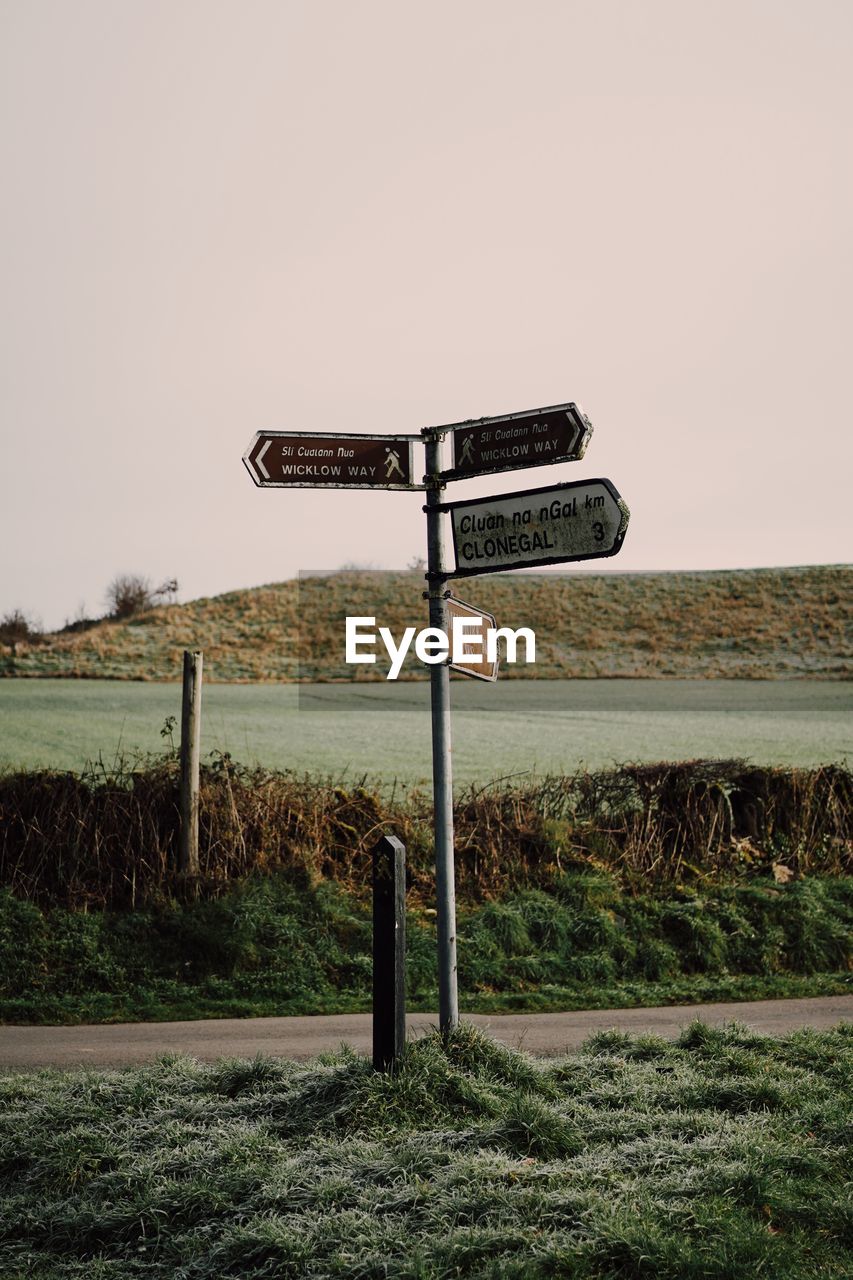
[0,608,42,645]
[105,573,156,618]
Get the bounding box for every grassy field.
[1,1022,851,1278]
[0,678,850,781]
[3,565,851,682]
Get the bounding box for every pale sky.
[1,0,851,630]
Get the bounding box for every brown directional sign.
[446,596,499,682]
[243,431,420,490]
[448,477,630,577]
[440,402,592,481]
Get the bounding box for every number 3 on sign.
[593,522,604,542]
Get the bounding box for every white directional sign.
[448,478,629,578]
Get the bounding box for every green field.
[0,678,850,784]
[2,1024,851,1279]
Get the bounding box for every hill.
[1,565,850,681]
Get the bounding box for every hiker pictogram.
[384,447,405,480]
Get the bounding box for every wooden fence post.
[179,650,203,879]
[373,833,406,1071]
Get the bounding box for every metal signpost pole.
[423,429,458,1034]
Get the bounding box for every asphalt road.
[1,995,850,1071]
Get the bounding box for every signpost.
[422,430,458,1031]
[243,431,422,490]
[440,402,592,481]
[447,478,630,578]
[243,403,630,1043]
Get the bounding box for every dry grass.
[1,759,849,910]
[1,565,850,681]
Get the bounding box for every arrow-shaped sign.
[243,431,423,490]
[446,595,499,682]
[447,477,630,577]
[439,402,592,481]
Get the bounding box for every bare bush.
[59,603,99,635]
[154,577,179,605]
[0,609,43,646]
[106,574,155,618]
[106,575,179,619]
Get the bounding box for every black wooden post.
[373,834,406,1071]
